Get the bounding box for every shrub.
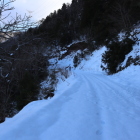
[102,38,135,74]
[73,55,80,68]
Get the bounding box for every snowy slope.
[55,46,106,72]
[0,45,140,140]
[121,42,140,67]
[77,46,106,72]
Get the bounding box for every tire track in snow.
[81,75,106,140]
[81,72,140,140]
[92,74,140,121]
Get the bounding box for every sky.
[11,0,72,21]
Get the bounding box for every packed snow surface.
[0,46,140,140]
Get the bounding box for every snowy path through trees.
[0,71,140,140]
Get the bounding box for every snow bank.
[111,64,140,89]
[121,43,140,67]
[77,46,106,72]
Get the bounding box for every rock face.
[60,41,89,59]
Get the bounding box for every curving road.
[0,71,140,140]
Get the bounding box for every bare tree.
[0,0,37,41]
[108,0,140,42]
[0,0,42,123]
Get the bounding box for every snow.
[121,42,140,67]
[77,46,106,72]
[0,45,140,140]
[55,46,106,72]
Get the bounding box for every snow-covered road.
[0,70,140,140]
[80,72,140,140]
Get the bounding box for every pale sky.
[11,0,72,21]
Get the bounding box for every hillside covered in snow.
[0,41,140,140]
[0,0,140,140]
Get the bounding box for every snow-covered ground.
[0,43,140,140]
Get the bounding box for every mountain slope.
[0,44,140,140]
[0,65,140,140]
